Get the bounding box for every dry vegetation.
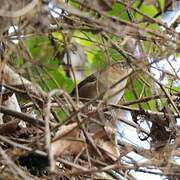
[0,0,180,179]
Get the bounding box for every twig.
[0,105,45,129]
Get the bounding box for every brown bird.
[72,61,132,105]
[71,61,132,142]
[72,62,132,144]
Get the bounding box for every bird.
[71,61,132,105]
[71,61,132,140]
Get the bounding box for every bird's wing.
[71,72,97,96]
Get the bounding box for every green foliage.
[9,0,178,113]
[68,0,81,8]
[10,54,25,68]
[91,50,107,70]
[108,48,125,61]
[173,86,180,92]
[46,66,74,93]
[52,32,63,41]
[73,31,97,47]
[25,36,53,60]
[109,3,130,21]
[158,0,166,12]
[3,1,179,178]
[53,107,70,122]
[9,35,74,93]
[133,1,158,19]
[124,75,158,110]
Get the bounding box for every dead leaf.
[51,138,85,157]
[93,129,120,161]
[52,123,85,157]
[52,121,120,161]
[95,138,120,161]
[53,122,80,140]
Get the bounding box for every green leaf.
[92,50,107,70]
[133,1,158,20]
[124,75,156,110]
[68,0,81,9]
[10,54,25,68]
[158,0,165,12]
[108,48,124,61]
[74,30,97,45]
[46,66,74,92]
[25,36,51,58]
[108,3,130,21]
[52,32,63,41]
[173,86,180,92]
[53,107,70,122]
